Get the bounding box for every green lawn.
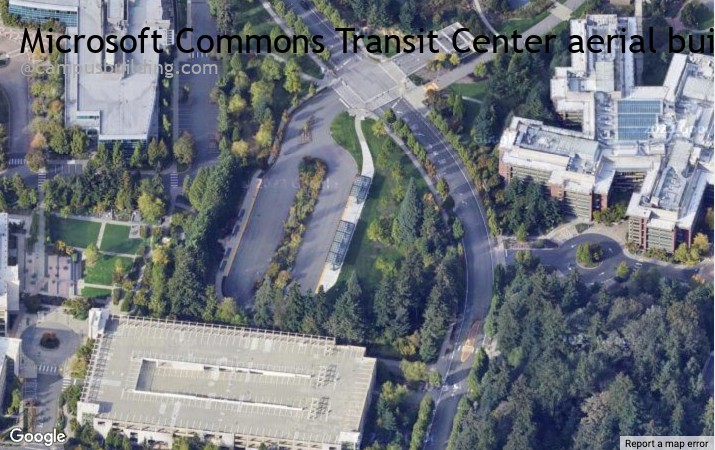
[499,10,551,35]
[81,287,113,298]
[450,82,488,101]
[49,217,101,248]
[99,224,145,255]
[330,112,362,172]
[235,0,273,36]
[83,255,133,286]
[339,118,429,290]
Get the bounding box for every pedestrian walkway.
[22,378,37,400]
[37,171,46,189]
[8,158,24,166]
[95,221,106,248]
[316,114,375,292]
[170,172,179,188]
[37,364,58,375]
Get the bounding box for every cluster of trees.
[69,338,94,379]
[165,153,245,320]
[593,202,626,224]
[674,232,710,265]
[0,173,38,211]
[576,242,603,267]
[65,423,133,450]
[428,43,572,238]
[270,0,330,61]
[339,0,466,33]
[450,257,714,449]
[366,381,413,448]
[503,179,561,239]
[264,157,326,288]
[680,1,710,29]
[43,143,167,220]
[213,51,305,165]
[25,49,84,168]
[384,110,438,182]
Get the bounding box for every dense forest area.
[450,255,714,449]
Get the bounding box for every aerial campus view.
[0,0,713,447]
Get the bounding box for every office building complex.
[0,213,20,337]
[8,0,78,26]
[499,14,713,251]
[0,337,21,412]
[9,0,172,143]
[77,313,376,450]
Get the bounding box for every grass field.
[330,112,362,172]
[81,286,113,298]
[339,118,429,290]
[235,0,273,36]
[450,81,488,101]
[100,224,145,255]
[49,217,101,248]
[83,255,133,286]
[499,10,551,35]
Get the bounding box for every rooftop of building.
[8,0,78,11]
[78,316,376,444]
[0,214,19,313]
[65,0,170,141]
[501,13,714,231]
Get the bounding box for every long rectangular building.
[77,313,376,450]
[499,14,714,251]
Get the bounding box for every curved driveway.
[224,89,356,303]
[507,233,699,283]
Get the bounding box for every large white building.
[78,313,376,450]
[10,0,172,142]
[499,14,714,252]
[0,213,20,337]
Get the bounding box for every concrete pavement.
[223,90,356,303]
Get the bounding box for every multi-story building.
[0,337,21,412]
[8,0,78,26]
[498,14,714,251]
[0,213,20,337]
[8,0,172,143]
[77,312,376,450]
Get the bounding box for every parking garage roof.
[78,316,376,443]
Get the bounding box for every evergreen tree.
[392,178,421,244]
[328,272,365,342]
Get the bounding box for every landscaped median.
[262,156,327,289]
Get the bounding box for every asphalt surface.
[223,89,356,303]
[176,0,221,175]
[0,33,35,183]
[506,233,700,283]
[20,322,81,438]
[390,97,496,450]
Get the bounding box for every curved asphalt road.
[223,89,356,303]
[506,233,699,283]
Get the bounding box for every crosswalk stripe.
[9,158,24,166]
[170,173,179,188]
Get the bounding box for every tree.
[137,192,165,222]
[399,0,418,31]
[474,61,488,78]
[615,261,630,280]
[255,117,274,148]
[174,132,197,166]
[328,272,365,342]
[130,141,145,168]
[283,58,302,95]
[692,232,709,256]
[26,146,46,172]
[84,243,99,267]
[147,138,168,169]
[392,178,421,244]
